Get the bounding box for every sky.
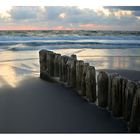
[0,0,140,30]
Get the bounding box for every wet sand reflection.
[78,56,140,70]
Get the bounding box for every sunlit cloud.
[94,7,111,16]
[0,5,12,19]
[114,10,132,18]
[59,13,66,18]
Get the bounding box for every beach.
[0,54,129,133]
[0,30,140,133]
[0,48,139,132]
[0,48,140,87]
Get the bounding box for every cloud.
[104,6,140,11]
[9,6,43,21]
[0,6,140,30]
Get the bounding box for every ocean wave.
[1,39,140,46]
[0,30,140,37]
[0,30,140,51]
[4,43,140,52]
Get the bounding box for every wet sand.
[0,64,129,133]
[0,76,127,133]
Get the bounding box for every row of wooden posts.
[39,49,140,133]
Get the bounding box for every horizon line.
[0,29,140,32]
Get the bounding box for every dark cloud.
[104,6,140,18]
[105,6,140,17]
[104,6,140,11]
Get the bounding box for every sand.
[0,64,130,133]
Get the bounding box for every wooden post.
[129,87,140,132]
[81,63,89,96]
[69,58,76,88]
[97,71,109,108]
[71,54,77,60]
[61,56,69,82]
[59,56,63,81]
[76,60,84,92]
[54,53,61,77]
[124,80,137,121]
[47,51,55,77]
[85,66,96,102]
[121,78,128,118]
[39,50,47,75]
[39,50,55,81]
[39,50,48,79]
[112,76,123,117]
[108,73,119,111]
[66,57,72,86]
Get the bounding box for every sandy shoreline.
[0,49,139,133]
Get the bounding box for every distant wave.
[0,39,140,46]
[4,43,140,52]
[0,30,140,37]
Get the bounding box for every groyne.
[39,49,140,133]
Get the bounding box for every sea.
[0,30,140,77]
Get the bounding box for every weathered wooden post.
[46,50,51,76]
[39,50,46,74]
[69,57,76,88]
[97,71,109,108]
[66,57,72,86]
[62,56,69,82]
[108,73,119,111]
[46,50,55,77]
[59,56,63,81]
[71,54,77,60]
[112,76,123,117]
[39,49,48,79]
[76,60,84,92]
[85,66,96,102]
[124,80,137,121]
[81,63,89,96]
[121,78,128,118]
[60,54,76,84]
[54,53,61,77]
[129,87,140,132]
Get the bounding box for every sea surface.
[0,30,140,74]
[0,30,140,51]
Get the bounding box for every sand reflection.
[0,64,19,87]
[54,48,140,71]
[0,51,39,88]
